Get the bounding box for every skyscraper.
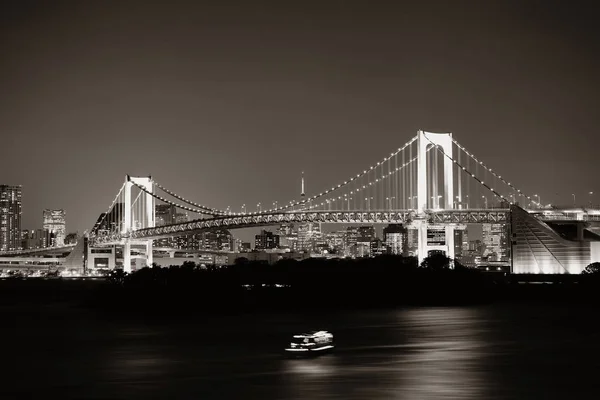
[255,229,280,250]
[383,224,407,255]
[0,185,22,251]
[43,209,66,246]
[155,204,176,226]
[482,223,509,261]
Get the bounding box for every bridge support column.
[146,240,153,267]
[416,222,456,267]
[445,225,456,263]
[417,222,428,266]
[123,240,131,273]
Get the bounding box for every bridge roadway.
[0,245,76,257]
[90,206,600,246]
[90,208,511,245]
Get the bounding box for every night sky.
[1,0,598,237]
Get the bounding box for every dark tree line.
[97,254,499,314]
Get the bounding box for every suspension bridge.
[80,130,600,274]
[3,130,599,275]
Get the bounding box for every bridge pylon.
[123,175,155,272]
[416,130,455,265]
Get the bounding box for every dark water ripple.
[2,303,600,399]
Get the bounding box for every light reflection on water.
[400,308,489,399]
[3,303,600,399]
[280,307,490,400]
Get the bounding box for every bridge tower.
[416,130,456,264]
[123,175,155,272]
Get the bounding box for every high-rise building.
[358,226,376,242]
[21,229,52,249]
[370,238,386,257]
[154,205,190,248]
[0,185,22,251]
[406,228,419,256]
[155,204,176,226]
[482,223,509,261]
[383,224,407,255]
[199,229,234,252]
[454,229,464,258]
[324,231,345,255]
[255,229,280,250]
[174,212,188,224]
[344,226,360,257]
[43,209,66,246]
[297,222,321,253]
[462,228,470,252]
[277,223,298,251]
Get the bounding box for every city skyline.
[1,1,598,236]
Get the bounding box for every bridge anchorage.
[7,130,594,275]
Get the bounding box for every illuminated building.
[406,228,419,256]
[454,229,465,258]
[239,241,251,252]
[295,173,322,253]
[154,205,192,248]
[370,238,386,257]
[21,229,52,249]
[255,229,280,250]
[174,212,188,223]
[356,226,376,257]
[297,222,321,253]
[511,205,600,274]
[199,229,234,251]
[0,185,22,251]
[469,239,485,255]
[482,223,509,261]
[43,209,66,246]
[383,224,407,255]
[462,229,470,252]
[277,223,298,251]
[344,227,360,256]
[324,231,345,255]
[155,204,176,226]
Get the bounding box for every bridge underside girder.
[89,209,511,245]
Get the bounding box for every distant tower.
[297,171,320,253]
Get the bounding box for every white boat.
[285,330,335,355]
